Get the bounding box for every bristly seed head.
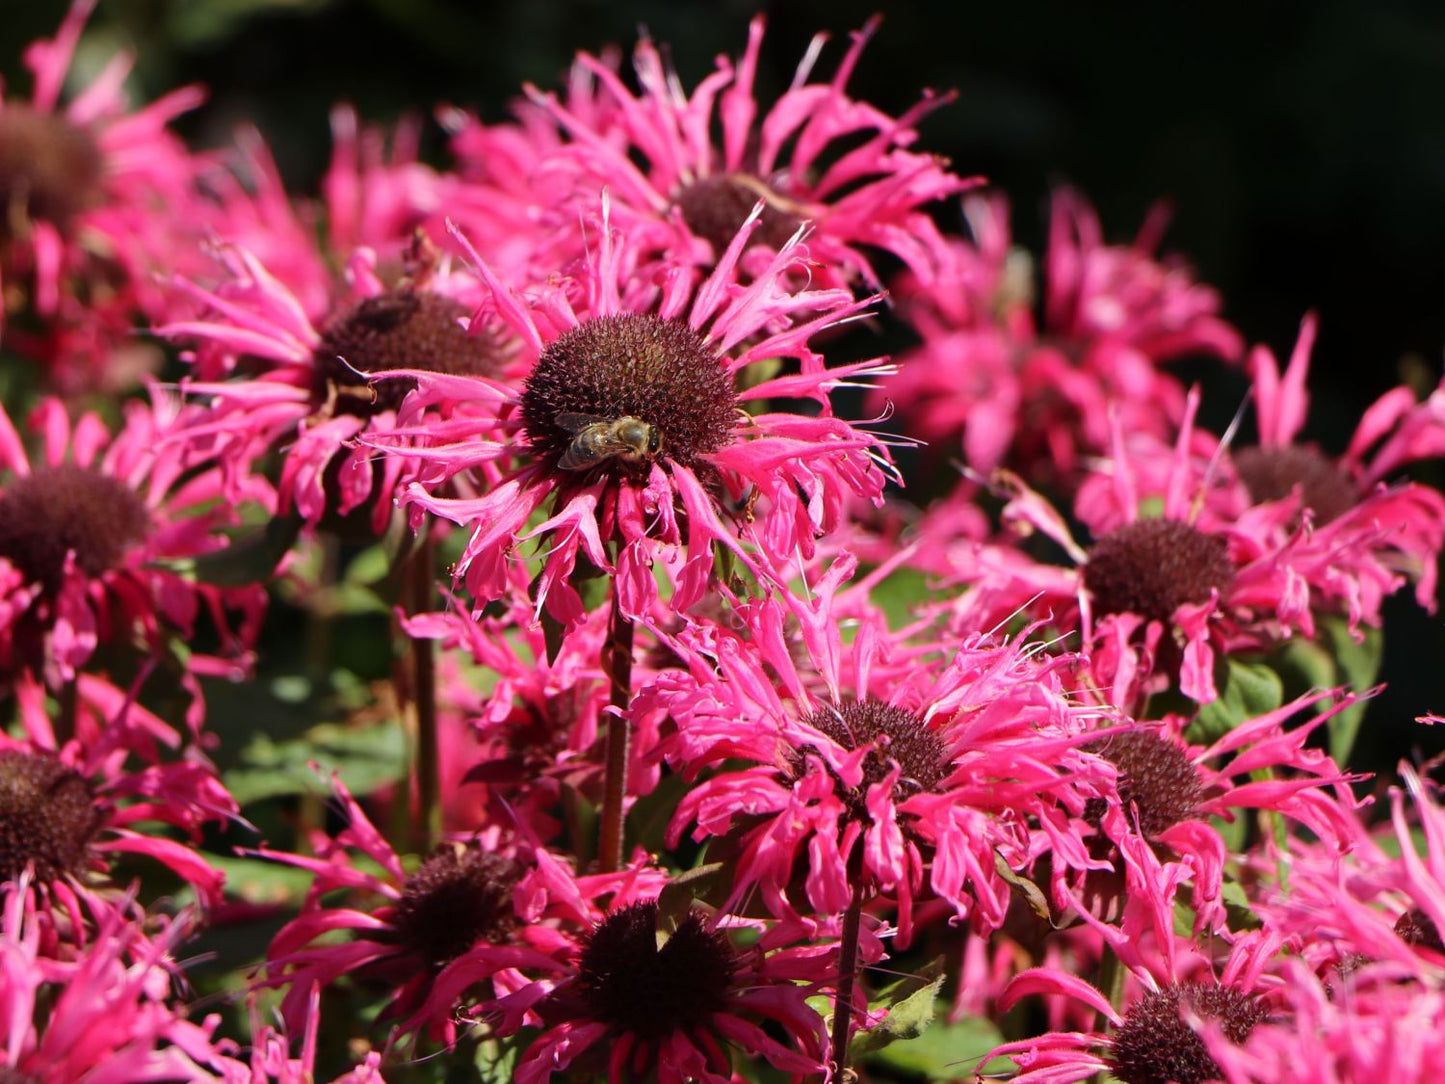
[1109,983,1267,1084]
[1084,729,1204,838]
[1394,906,1445,954]
[390,845,521,965]
[0,107,104,235]
[675,175,804,257]
[576,900,738,1041]
[0,464,151,597]
[1083,518,1235,624]
[0,749,102,885]
[1233,445,1354,525]
[315,290,506,415]
[798,700,950,800]
[520,313,738,474]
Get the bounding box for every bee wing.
[555,412,608,434]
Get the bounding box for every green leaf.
[1272,635,1338,696]
[1210,808,1249,854]
[473,1030,533,1084]
[655,864,725,947]
[1376,826,1429,860]
[736,355,784,394]
[1174,876,1260,937]
[1258,615,1383,763]
[1187,657,1284,745]
[207,853,317,906]
[1318,615,1383,763]
[865,1011,1006,1080]
[628,771,692,857]
[224,718,406,804]
[344,543,393,586]
[1221,877,1262,930]
[315,580,391,617]
[849,970,944,1059]
[559,783,598,871]
[870,566,932,630]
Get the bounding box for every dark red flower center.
[1394,906,1445,954]
[797,700,949,800]
[1084,729,1204,838]
[1109,983,1266,1084]
[0,106,104,235]
[1083,518,1235,624]
[1233,445,1354,525]
[0,464,151,596]
[390,845,521,965]
[576,900,738,1041]
[314,289,508,415]
[675,174,804,257]
[0,749,102,885]
[519,313,738,475]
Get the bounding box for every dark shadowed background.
[6,0,1443,776]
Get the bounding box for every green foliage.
[1273,615,1383,763]
[866,1014,1007,1080]
[208,853,318,906]
[164,0,334,49]
[850,966,1007,1081]
[656,862,727,944]
[1173,878,1259,937]
[225,717,406,804]
[1187,657,1284,745]
[849,967,945,1060]
[628,770,695,857]
[871,566,933,630]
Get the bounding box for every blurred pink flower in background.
[0,392,268,685]
[874,190,1242,483]
[517,16,972,288]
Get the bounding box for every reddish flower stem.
[408,532,441,853]
[829,861,867,1083]
[56,675,78,748]
[597,587,634,873]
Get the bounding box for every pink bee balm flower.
[1,671,235,947]
[436,55,626,287]
[650,554,1096,944]
[874,190,1242,482]
[1199,956,1445,1083]
[219,988,385,1084]
[1253,762,1445,980]
[157,237,518,535]
[0,392,269,685]
[1196,766,1445,1080]
[511,16,971,287]
[399,602,617,843]
[196,107,463,323]
[1222,314,1445,625]
[1070,691,1362,938]
[0,0,204,384]
[939,390,1313,706]
[984,930,1285,1084]
[513,898,830,1084]
[393,198,895,625]
[255,777,616,1045]
[0,884,240,1081]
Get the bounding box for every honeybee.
[555,413,662,472]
